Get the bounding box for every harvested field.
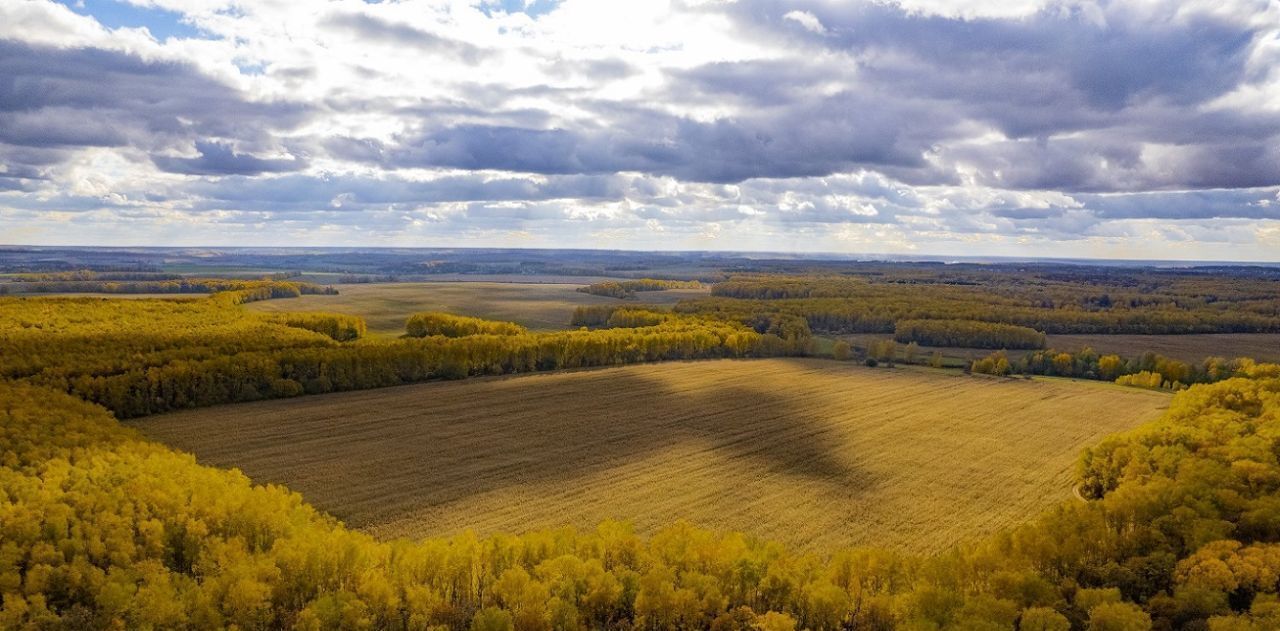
[839,332,1280,365]
[1045,333,1280,363]
[135,358,1168,553]
[244,281,709,336]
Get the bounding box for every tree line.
[2,296,788,420]
[262,312,368,342]
[8,276,334,297]
[13,270,183,282]
[687,272,1280,335]
[711,271,1280,314]
[4,323,1280,628]
[681,295,1280,336]
[65,325,778,419]
[573,305,813,355]
[577,279,703,299]
[893,319,1046,349]
[406,312,528,337]
[969,346,1258,390]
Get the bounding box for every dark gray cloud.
[153,140,307,176]
[0,40,311,176]
[181,172,631,212]
[944,135,1280,193]
[334,89,954,183]
[0,144,61,189]
[1079,189,1280,220]
[541,56,637,81]
[670,60,829,106]
[320,12,488,63]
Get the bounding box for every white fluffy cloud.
[783,10,826,33]
[1,0,1278,260]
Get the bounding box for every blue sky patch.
[57,0,205,40]
[479,0,561,19]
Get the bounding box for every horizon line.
[2,243,1278,267]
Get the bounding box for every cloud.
[152,140,307,176]
[0,39,311,176]
[1080,189,1280,220]
[342,89,953,183]
[710,0,1279,190]
[181,172,632,212]
[320,12,489,63]
[0,0,1278,259]
[782,10,826,34]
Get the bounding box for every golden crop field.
[135,358,1168,553]
[244,281,709,335]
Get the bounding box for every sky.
[1,0,1279,261]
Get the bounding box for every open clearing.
[244,281,709,336]
[135,358,1168,553]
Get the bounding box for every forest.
[2,285,1280,628]
[577,279,703,299]
[893,319,1047,350]
[0,291,786,419]
[262,312,369,342]
[3,268,1280,629]
[683,273,1280,335]
[406,312,529,338]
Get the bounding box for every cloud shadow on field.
[132,360,871,532]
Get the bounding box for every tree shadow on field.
[136,359,873,534]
